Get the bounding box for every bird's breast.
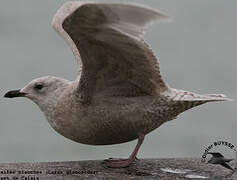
[47,96,177,145]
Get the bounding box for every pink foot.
[104,157,138,162]
[104,158,128,162]
[104,134,144,168]
[104,157,135,168]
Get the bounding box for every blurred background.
[0,0,236,163]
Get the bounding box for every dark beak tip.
[3,89,25,98]
[3,92,10,98]
[3,91,14,98]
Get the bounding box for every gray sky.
[0,0,236,162]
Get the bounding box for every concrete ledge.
[0,158,236,179]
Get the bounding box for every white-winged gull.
[4,1,232,168]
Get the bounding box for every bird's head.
[4,76,71,111]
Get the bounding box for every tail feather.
[162,88,233,102]
[161,88,233,113]
[204,94,233,102]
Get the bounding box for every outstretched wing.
[221,162,233,170]
[208,152,224,158]
[52,1,170,103]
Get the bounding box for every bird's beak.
[4,89,27,98]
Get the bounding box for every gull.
[4,1,232,168]
[207,152,234,171]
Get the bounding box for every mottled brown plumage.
[4,1,232,168]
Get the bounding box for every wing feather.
[52,2,170,103]
[221,162,233,170]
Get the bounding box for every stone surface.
[0,158,236,179]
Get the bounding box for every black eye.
[34,84,44,90]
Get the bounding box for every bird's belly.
[52,115,163,145]
[49,97,174,145]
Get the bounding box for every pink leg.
[104,134,145,168]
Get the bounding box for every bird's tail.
[162,88,233,102]
[188,93,233,102]
[162,88,233,112]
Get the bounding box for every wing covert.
[52,2,170,103]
